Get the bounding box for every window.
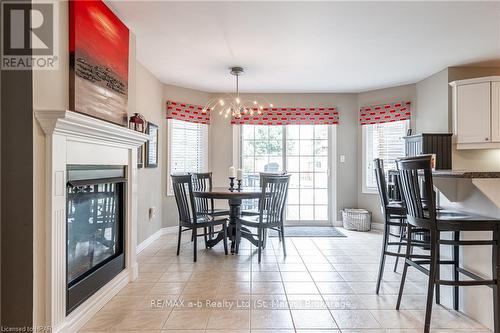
[168,119,208,193]
[240,124,331,223]
[241,125,284,187]
[362,120,409,193]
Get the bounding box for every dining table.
[193,186,263,254]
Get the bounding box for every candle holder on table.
[237,179,242,191]
[228,177,235,191]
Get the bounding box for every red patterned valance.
[231,107,339,126]
[166,101,210,124]
[359,101,411,125]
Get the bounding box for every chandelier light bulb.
[204,67,273,121]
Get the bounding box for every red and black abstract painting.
[69,0,129,126]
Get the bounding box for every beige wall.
[415,68,449,133]
[135,63,164,243]
[357,84,417,223]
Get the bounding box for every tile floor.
[80,228,492,333]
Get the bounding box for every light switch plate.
[149,207,156,220]
[340,155,346,163]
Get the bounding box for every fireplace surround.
[35,110,149,332]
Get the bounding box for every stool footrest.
[439,239,497,246]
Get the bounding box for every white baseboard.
[371,222,384,230]
[136,226,178,254]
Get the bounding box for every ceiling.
[108,1,500,93]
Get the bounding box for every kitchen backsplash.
[453,148,500,171]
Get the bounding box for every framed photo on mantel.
[145,123,158,168]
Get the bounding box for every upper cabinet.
[450,76,500,149]
[492,82,500,143]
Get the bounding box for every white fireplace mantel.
[35,110,150,333]
[35,110,150,147]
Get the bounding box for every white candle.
[229,166,236,178]
[236,169,243,181]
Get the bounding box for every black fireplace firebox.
[66,165,126,314]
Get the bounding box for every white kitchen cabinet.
[492,81,500,142]
[456,82,491,144]
[450,76,500,149]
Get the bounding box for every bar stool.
[374,158,427,294]
[396,155,500,333]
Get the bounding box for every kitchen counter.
[430,171,500,208]
[432,169,500,178]
[388,169,500,207]
[390,169,500,178]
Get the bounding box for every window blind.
[364,120,408,190]
[169,119,208,175]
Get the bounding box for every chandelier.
[203,67,273,119]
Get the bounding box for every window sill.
[362,188,378,195]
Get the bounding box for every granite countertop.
[431,170,500,178]
[388,169,500,178]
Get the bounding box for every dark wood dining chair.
[240,172,284,215]
[374,159,428,294]
[396,155,500,333]
[191,172,230,217]
[191,172,230,244]
[236,174,290,262]
[240,172,285,249]
[171,174,228,262]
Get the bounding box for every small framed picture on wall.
[137,144,144,168]
[145,122,159,168]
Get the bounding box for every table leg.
[228,198,242,254]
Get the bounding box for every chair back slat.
[171,174,197,225]
[397,155,437,229]
[192,172,214,214]
[374,158,389,215]
[259,174,290,225]
[393,172,406,206]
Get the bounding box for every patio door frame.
[233,125,337,226]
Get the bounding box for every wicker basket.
[342,209,371,231]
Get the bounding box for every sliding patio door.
[240,124,333,225]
